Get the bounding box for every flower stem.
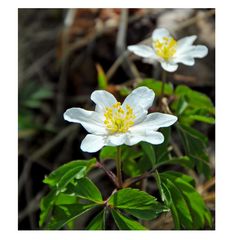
[116,146,123,188]
[160,70,167,99]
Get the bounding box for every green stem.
[116,146,123,188]
[160,70,167,99]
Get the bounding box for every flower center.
[104,102,135,134]
[153,37,177,61]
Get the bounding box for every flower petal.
[173,56,195,66]
[106,134,126,146]
[80,134,106,153]
[187,45,208,58]
[91,90,117,113]
[122,86,155,111]
[161,61,178,72]
[176,35,197,53]
[130,112,177,132]
[64,107,107,134]
[152,28,170,41]
[125,130,164,146]
[128,45,156,58]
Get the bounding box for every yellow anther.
[153,36,177,61]
[104,101,135,133]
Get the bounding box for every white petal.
[152,28,170,41]
[161,61,178,72]
[122,86,155,111]
[130,112,178,132]
[64,108,107,134]
[128,45,156,58]
[80,134,106,153]
[176,35,197,53]
[187,45,208,58]
[173,56,195,66]
[106,134,126,146]
[125,131,164,146]
[91,90,117,113]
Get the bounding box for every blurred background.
[18,8,215,230]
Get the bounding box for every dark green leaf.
[43,158,96,190]
[177,124,211,178]
[99,146,117,161]
[111,209,147,230]
[155,156,194,169]
[140,142,156,167]
[47,204,96,230]
[160,171,212,229]
[108,188,168,220]
[71,177,103,203]
[86,209,106,230]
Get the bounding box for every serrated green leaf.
[177,124,211,178]
[175,95,189,115]
[47,204,96,230]
[71,177,103,203]
[86,209,106,230]
[165,178,193,229]
[138,79,173,96]
[111,209,147,230]
[160,171,212,229]
[108,188,168,220]
[43,158,96,189]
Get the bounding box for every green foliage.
[138,79,173,96]
[108,188,168,220]
[70,177,103,204]
[86,209,106,230]
[177,124,211,178]
[96,64,107,90]
[47,203,97,229]
[160,171,212,229]
[40,159,98,228]
[43,158,96,191]
[111,209,147,230]
[171,85,215,125]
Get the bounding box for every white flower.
[128,28,208,72]
[64,87,177,153]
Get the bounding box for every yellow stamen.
[153,36,177,61]
[104,102,135,134]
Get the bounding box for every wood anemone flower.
[128,28,208,72]
[64,87,177,153]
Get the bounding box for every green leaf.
[99,146,117,161]
[140,142,156,167]
[96,64,107,90]
[155,156,194,169]
[39,189,57,227]
[108,188,168,220]
[175,85,214,112]
[160,171,212,229]
[177,124,211,178]
[47,204,96,230]
[138,79,173,96]
[43,158,96,190]
[165,178,193,229]
[71,177,103,203]
[153,127,171,163]
[86,209,106,230]
[111,209,147,230]
[188,115,215,124]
